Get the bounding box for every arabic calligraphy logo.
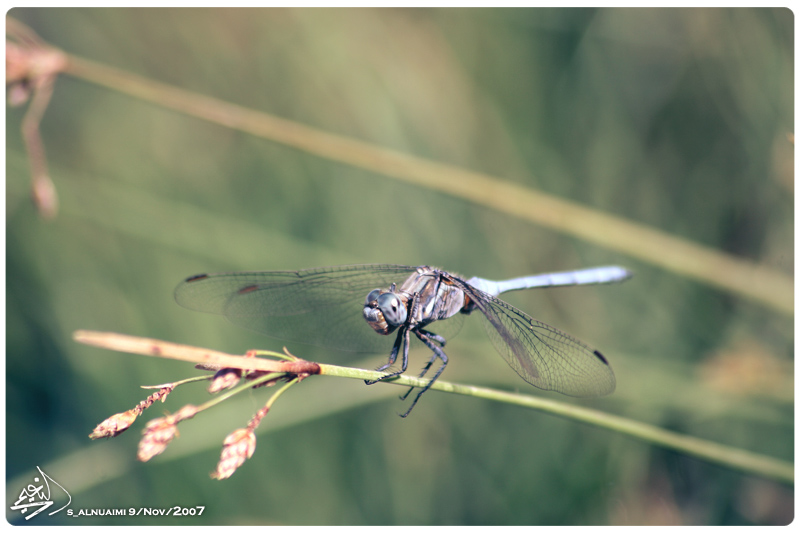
[10,466,72,520]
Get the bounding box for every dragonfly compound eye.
[365,288,381,305]
[363,290,400,335]
[377,292,407,327]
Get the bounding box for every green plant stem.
[196,372,286,412]
[263,377,300,410]
[319,363,793,484]
[73,329,792,484]
[60,52,792,315]
[141,375,211,389]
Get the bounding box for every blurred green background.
[6,7,793,525]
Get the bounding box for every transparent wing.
[174,264,426,353]
[453,276,615,397]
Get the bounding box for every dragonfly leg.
[398,328,446,402]
[398,351,437,403]
[400,329,447,400]
[365,326,409,385]
[420,328,446,347]
[398,353,434,402]
[398,330,449,417]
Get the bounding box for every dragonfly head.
[363,288,408,335]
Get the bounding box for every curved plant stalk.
[6,18,69,219]
[74,330,793,484]
[44,50,789,315]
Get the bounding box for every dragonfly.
[174,264,632,416]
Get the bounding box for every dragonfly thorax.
[363,288,408,335]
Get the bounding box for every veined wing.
[454,277,615,397]
[174,264,419,353]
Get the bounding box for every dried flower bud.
[248,405,271,431]
[137,416,178,462]
[212,428,257,480]
[148,385,174,405]
[172,404,199,422]
[137,405,198,462]
[89,409,138,439]
[208,368,242,393]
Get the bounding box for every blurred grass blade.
[60,48,792,315]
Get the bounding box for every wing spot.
[238,285,260,295]
[593,349,609,365]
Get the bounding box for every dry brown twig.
[73,329,320,375]
[7,18,69,219]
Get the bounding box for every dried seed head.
[149,385,174,404]
[248,405,271,431]
[208,368,242,393]
[172,404,199,422]
[137,416,179,462]
[89,409,139,439]
[211,428,257,480]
